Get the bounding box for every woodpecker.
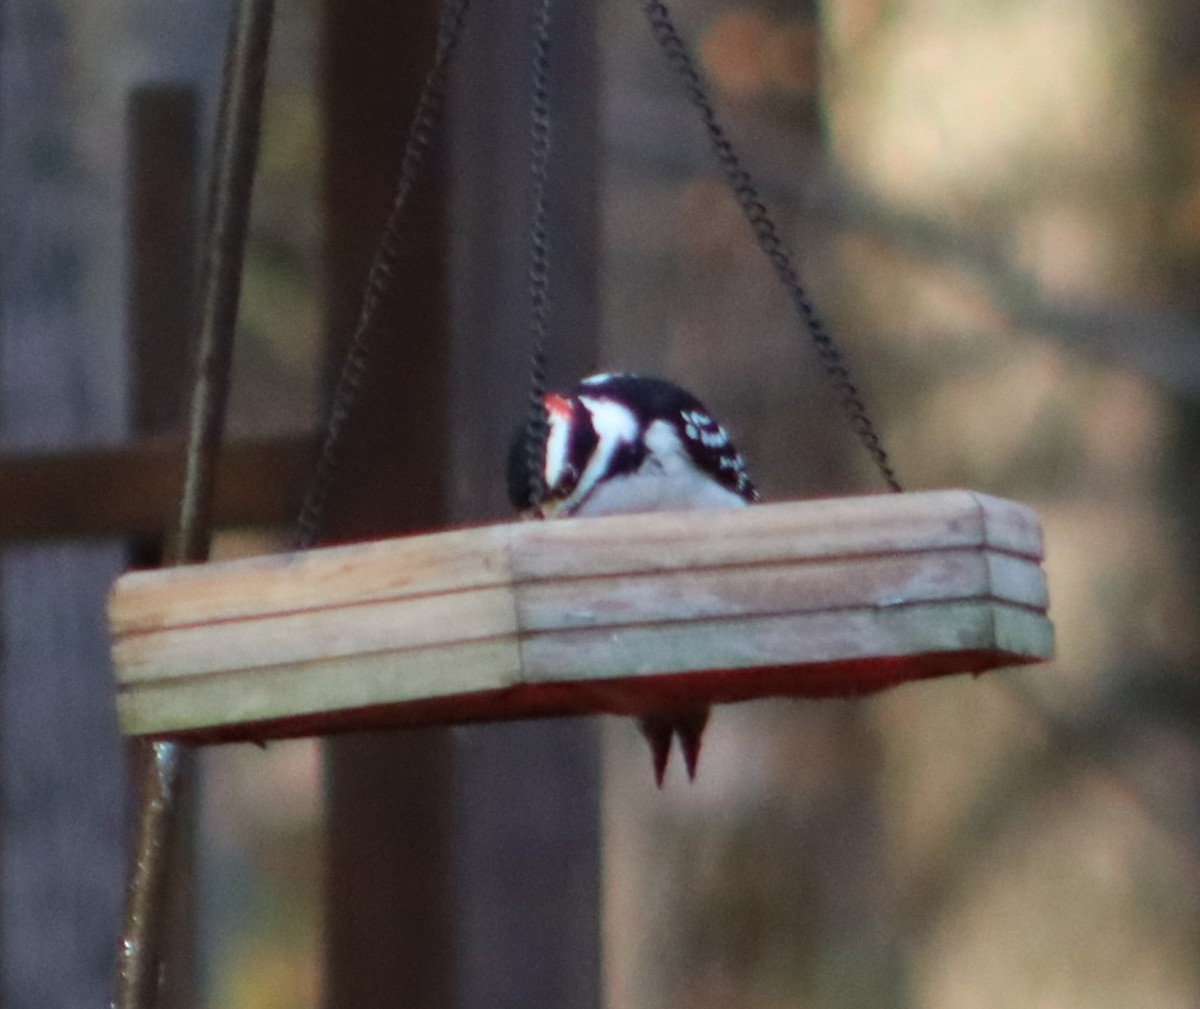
[508,372,759,785]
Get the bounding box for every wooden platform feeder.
[108,489,1052,743]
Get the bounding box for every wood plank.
[113,546,1044,682]
[115,585,518,682]
[115,602,1050,742]
[118,638,525,736]
[109,491,1054,741]
[319,0,459,1000]
[516,549,1046,632]
[126,85,204,1009]
[445,0,604,997]
[973,491,1047,556]
[110,489,1039,635]
[129,86,197,439]
[0,434,313,543]
[509,490,1042,581]
[519,600,1050,685]
[110,521,513,635]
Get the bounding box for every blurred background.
[2,0,1199,1006]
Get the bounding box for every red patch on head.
[546,394,572,419]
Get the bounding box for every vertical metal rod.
[113,1,275,1007]
[175,0,276,568]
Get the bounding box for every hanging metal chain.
[523,0,556,513]
[641,0,901,492]
[294,0,472,549]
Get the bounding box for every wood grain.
[111,522,513,635]
[109,490,1054,740]
[509,490,1042,580]
[515,549,1046,632]
[119,639,524,736]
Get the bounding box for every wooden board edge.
[513,548,1048,635]
[115,601,1052,742]
[112,547,1047,685]
[119,640,1049,745]
[117,636,524,737]
[114,584,520,684]
[509,489,1044,581]
[968,491,1045,559]
[109,519,516,635]
[519,599,1051,684]
[108,490,1048,636]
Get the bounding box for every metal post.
[113,1,275,1006]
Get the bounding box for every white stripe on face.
[557,395,639,514]
[543,405,571,492]
[580,372,618,387]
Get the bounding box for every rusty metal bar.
[113,1,275,1006]
[174,0,276,569]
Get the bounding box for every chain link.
[523,0,556,513]
[294,0,473,549]
[296,0,897,547]
[642,0,901,492]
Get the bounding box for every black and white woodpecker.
[508,373,759,786]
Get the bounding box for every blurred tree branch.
[607,96,1200,401]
